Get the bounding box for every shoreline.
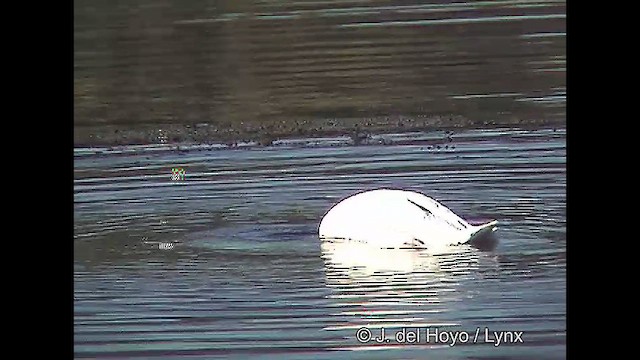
[74,114,565,148]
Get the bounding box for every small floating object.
[318,189,497,249]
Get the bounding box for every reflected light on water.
[320,239,501,349]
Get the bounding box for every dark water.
[74,128,566,359]
[74,0,565,140]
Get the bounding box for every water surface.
[74,128,566,359]
[74,0,565,144]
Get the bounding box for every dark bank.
[75,0,565,146]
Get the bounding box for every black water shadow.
[468,231,499,252]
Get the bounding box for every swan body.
[318,189,497,249]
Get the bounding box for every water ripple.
[75,128,565,359]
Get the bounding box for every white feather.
[318,189,497,249]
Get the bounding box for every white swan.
[318,189,497,249]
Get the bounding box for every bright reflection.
[320,237,500,349]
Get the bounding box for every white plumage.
[318,189,497,249]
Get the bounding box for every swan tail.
[468,220,498,243]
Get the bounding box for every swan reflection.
[320,237,500,349]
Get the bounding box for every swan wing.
[404,192,471,232]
